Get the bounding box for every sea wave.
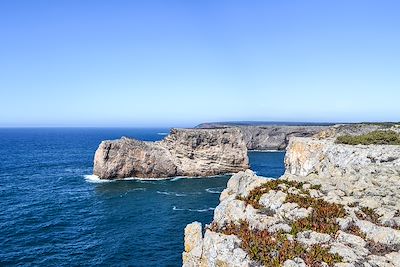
[84,175,113,183]
[205,187,223,194]
[130,188,146,191]
[157,191,187,197]
[157,132,169,135]
[172,206,215,212]
[169,177,183,181]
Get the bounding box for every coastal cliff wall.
[196,124,329,150]
[93,128,249,179]
[285,137,400,178]
[183,134,400,266]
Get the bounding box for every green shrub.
[336,130,400,145]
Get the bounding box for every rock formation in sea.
[183,125,400,266]
[93,128,249,179]
[196,123,330,150]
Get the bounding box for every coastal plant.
[366,240,400,256]
[355,207,400,230]
[344,224,367,239]
[236,180,305,209]
[309,184,322,190]
[335,130,400,145]
[210,220,343,266]
[355,207,381,224]
[284,193,346,235]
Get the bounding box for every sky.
[0,0,399,127]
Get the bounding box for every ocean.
[0,128,285,266]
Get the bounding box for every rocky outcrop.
[183,131,400,266]
[197,123,329,150]
[93,128,249,179]
[285,137,400,178]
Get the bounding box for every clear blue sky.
[0,0,399,127]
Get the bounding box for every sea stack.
[93,128,249,179]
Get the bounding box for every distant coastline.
[195,121,337,128]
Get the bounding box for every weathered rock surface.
[285,137,400,178]
[196,122,400,151]
[197,124,328,150]
[93,128,249,179]
[183,128,400,266]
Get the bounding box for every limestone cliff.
[93,128,249,179]
[183,131,400,266]
[285,137,400,178]
[197,124,329,150]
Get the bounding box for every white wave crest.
[157,191,187,197]
[205,187,223,194]
[84,175,113,183]
[130,188,146,191]
[157,132,169,135]
[172,206,215,212]
[169,177,183,181]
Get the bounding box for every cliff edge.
[183,131,400,266]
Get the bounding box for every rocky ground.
[183,132,400,266]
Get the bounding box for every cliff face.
[239,126,328,150]
[93,128,249,179]
[196,124,328,150]
[183,135,400,266]
[285,137,400,178]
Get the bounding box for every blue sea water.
[0,128,285,266]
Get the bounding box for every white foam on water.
[157,132,169,135]
[84,175,113,183]
[172,206,215,212]
[130,188,146,191]
[205,187,223,194]
[157,191,171,195]
[169,177,183,181]
[157,191,187,197]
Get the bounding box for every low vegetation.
[227,179,400,265]
[209,220,342,266]
[289,195,346,235]
[366,240,400,256]
[356,207,400,230]
[336,130,400,145]
[236,180,306,209]
[237,179,346,235]
[355,207,381,224]
[344,224,367,239]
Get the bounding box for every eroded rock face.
[197,124,328,150]
[285,137,400,178]
[93,128,249,179]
